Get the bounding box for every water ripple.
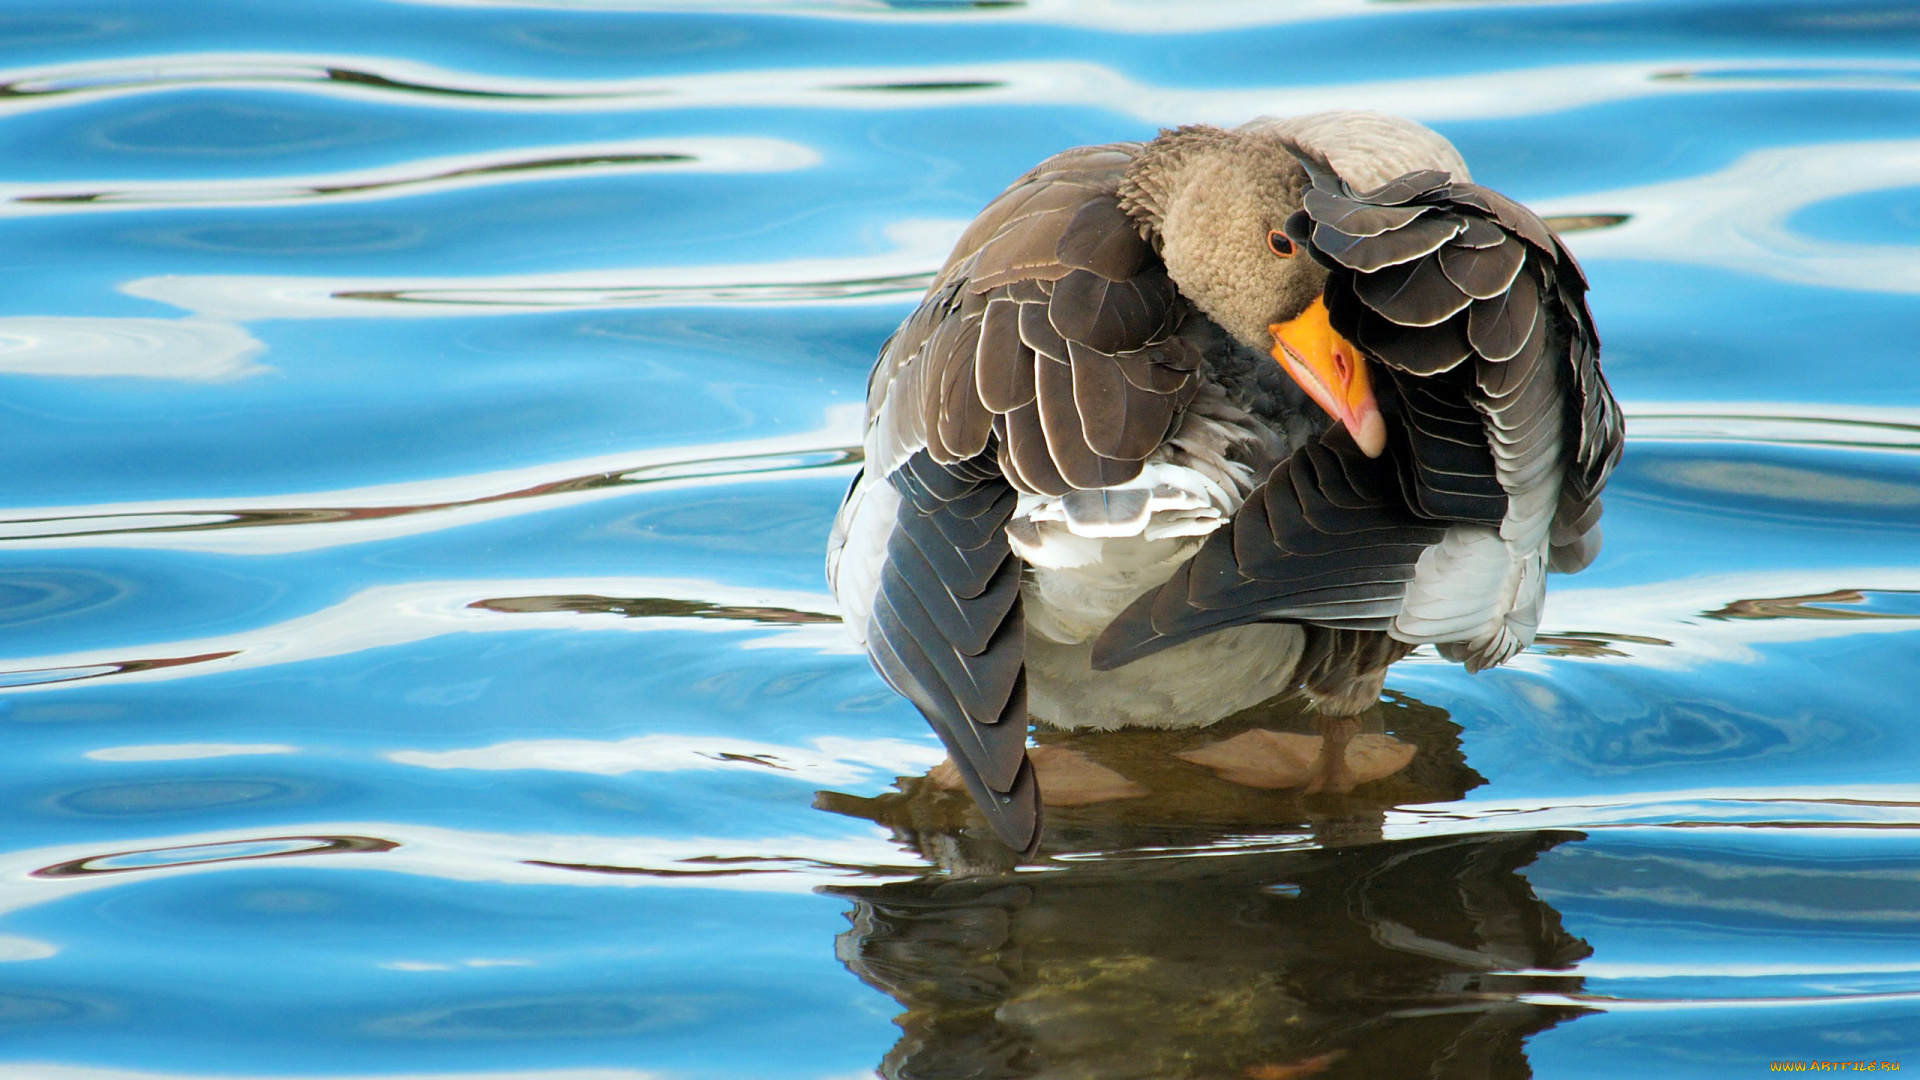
[0,650,238,689]
[0,410,861,553]
[1627,406,1920,452]
[120,220,960,318]
[0,57,599,106]
[33,835,396,878]
[0,317,262,380]
[377,0,1389,30]
[388,733,938,783]
[2,138,818,214]
[1520,988,1920,1012]
[5,53,1915,126]
[1,823,920,907]
[1705,589,1920,622]
[333,272,936,309]
[5,4,1917,1072]
[472,593,839,624]
[1540,139,1920,295]
[0,576,847,693]
[1387,787,1920,839]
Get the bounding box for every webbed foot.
[930,745,1149,807]
[1302,715,1361,794]
[1175,722,1413,792]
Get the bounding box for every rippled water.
[3,2,1919,1077]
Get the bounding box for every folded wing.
[847,145,1210,851]
[1094,146,1622,673]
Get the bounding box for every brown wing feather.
[973,299,1035,413]
[858,143,1212,850]
[922,289,991,463]
[1034,350,1135,489]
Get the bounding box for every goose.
[826,111,1622,854]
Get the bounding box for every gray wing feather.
[1297,156,1621,572]
[855,142,1214,851]
[868,449,1040,852]
[1096,142,1623,670]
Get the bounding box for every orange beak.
[1270,297,1387,458]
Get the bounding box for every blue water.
[1,1,1918,1077]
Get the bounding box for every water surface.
[1,1,1918,1077]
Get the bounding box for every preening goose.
[827,111,1623,854]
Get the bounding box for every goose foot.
[1175,724,1413,792]
[1303,716,1361,794]
[929,744,1149,807]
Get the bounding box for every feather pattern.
[835,143,1222,851]
[868,448,1039,849]
[837,115,1623,853]
[1096,128,1621,675]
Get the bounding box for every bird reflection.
[821,690,1481,874]
[827,830,1589,1080]
[819,694,1592,1079]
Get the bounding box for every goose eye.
[1267,229,1296,258]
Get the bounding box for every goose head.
[1120,115,1467,457]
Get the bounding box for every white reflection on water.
[1519,987,1920,1012]
[0,317,263,381]
[380,0,1514,29]
[0,514,244,539]
[2,820,922,916]
[1386,787,1920,840]
[120,219,959,319]
[0,576,849,694]
[0,137,819,215]
[10,53,1915,127]
[389,732,943,783]
[1541,139,1920,295]
[1523,567,1920,672]
[1570,960,1920,979]
[382,957,537,971]
[1628,405,1920,452]
[0,405,862,554]
[84,743,297,761]
[0,936,58,961]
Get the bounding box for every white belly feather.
[1005,409,1303,730]
[823,467,898,652]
